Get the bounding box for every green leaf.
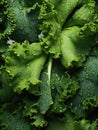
[60,26,97,68]
[32,114,47,127]
[50,61,79,113]
[0,0,41,42]
[23,99,38,118]
[66,1,97,27]
[0,111,31,130]
[40,18,61,58]
[39,0,98,59]
[54,0,80,26]
[5,0,41,42]
[0,69,13,102]
[4,41,47,93]
[46,113,98,130]
[70,56,98,117]
[38,71,53,114]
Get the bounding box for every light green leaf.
[60,26,97,67]
[66,1,97,26]
[4,41,47,93]
[32,114,47,127]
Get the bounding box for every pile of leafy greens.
[0,0,98,129]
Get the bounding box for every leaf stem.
[47,56,53,83]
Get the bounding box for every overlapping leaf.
[4,41,47,93]
[70,55,98,117]
[0,0,98,129]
